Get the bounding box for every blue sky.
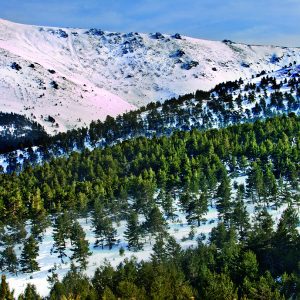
[1,0,300,46]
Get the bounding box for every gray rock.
[85,28,104,36]
[181,61,199,70]
[172,33,182,39]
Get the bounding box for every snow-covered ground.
[5,205,217,297]
[4,176,298,297]
[0,18,300,133]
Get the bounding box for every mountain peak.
[0,19,299,134]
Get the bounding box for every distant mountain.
[0,18,299,134]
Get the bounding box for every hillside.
[0,18,300,134]
[0,62,299,172]
[0,115,299,297]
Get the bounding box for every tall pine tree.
[20,235,40,273]
[124,212,144,251]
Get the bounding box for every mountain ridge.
[0,18,300,134]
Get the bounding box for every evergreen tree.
[216,175,232,224]
[1,222,27,247]
[124,212,144,251]
[0,246,18,274]
[91,200,116,249]
[52,213,72,263]
[165,235,182,262]
[18,284,42,300]
[145,205,168,235]
[92,262,116,297]
[102,287,116,300]
[275,206,299,248]
[204,272,238,300]
[104,225,117,250]
[264,164,278,206]
[248,208,275,272]
[151,233,167,264]
[30,188,44,215]
[161,191,176,220]
[70,221,91,270]
[179,190,193,211]
[247,162,264,202]
[0,275,14,300]
[210,222,236,249]
[20,235,40,273]
[272,206,300,274]
[117,281,144,300]
[186,192,208,226]
[231,189,250,241]
[31,210,50,242]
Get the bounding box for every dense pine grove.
[0,114,298,221]
[0,115,299,299]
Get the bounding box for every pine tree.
[104,225,117,250]
[151,234,167,264]
[0,246,18,274]
[186,192,208,226]
[2,222,27,247]
[145,205,168,235]
[210,222,237,249]
[70,221,91,270]
[161,191,176,220]
[31,210,50,242]
[248,208,274,272]
[124,212,144,251]
[264,164,278,206]
[92,200,116,249]
[52,213,71,262]
[247,162,264,202]
[30,187,44,215]
[102,287,116,300]
[272,205,300,274]
[165,235,182,262]
[117,281,142,300]
[204,272,238,299]
[275,206,299,246]
[0,275,14,300]
[20,235,40,273]
[179,190,193,211]
[216,175,232,224]
[231,189,250,241]
[18,284,42,300]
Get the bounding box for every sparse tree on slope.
[124,211,144,251]
[70,221,91,270]
[20,235,40,273]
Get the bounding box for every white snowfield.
[0,18,300,134]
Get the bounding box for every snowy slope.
[4,177,298,298]
[0,62,299,173]
[0,19,136,134]
[0,18,300,134]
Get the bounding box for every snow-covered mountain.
[0,18,300,134]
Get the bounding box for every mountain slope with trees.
[0,115,299,298]
[1,63,299,173]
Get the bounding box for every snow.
[0,18,299,296]
[4,174,299,297]
[0,18,300,134]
